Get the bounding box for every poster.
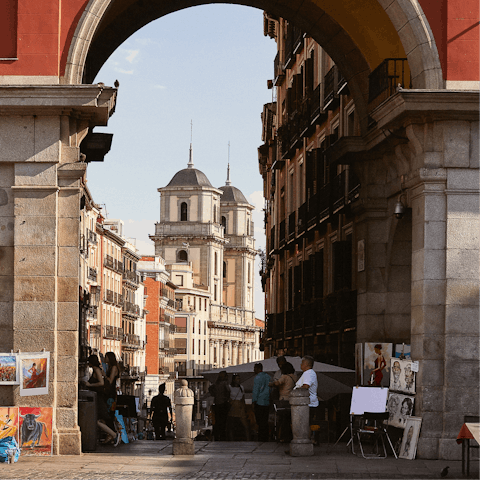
[19,352,50,397]
[386,392,415,429]
[0,407,19,442]
[363,343,392,387]
[399,416,422,459]
[19,407,53,456]
[390,358,416,394]
[0,354,19,385]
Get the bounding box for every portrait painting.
[0,407,19,443]
[19,352,50,397]
[0,353,19,385]
[386,392,415,428]
[18,407,53,456]
[363,343,392,387]
[355,343,363,386]
[399,416,422,459]
[390,358,416,394]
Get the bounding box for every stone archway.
[64,0,443,132]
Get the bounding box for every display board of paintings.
[387,392,415,428]
[390,358,416,394]
[19,407,53,456]
[399,416,422,459]
[0,354,19,385]
[363,343,392,387]
[19,352,50,397]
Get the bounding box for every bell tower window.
[177,250,188,263]
[181,202,188,221]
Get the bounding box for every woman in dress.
[226,374,250,441]
[83,354,120,446]
[104,352,120,409]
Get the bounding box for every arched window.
[180,202,188,221]
[213,204,217,223]
[223,261,227,278]
[177,250,188,263]
[214,252,218,275]
[221,216,227,232]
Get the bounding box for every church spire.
[187,120,194,169]
[226,142,231,186]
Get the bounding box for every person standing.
[150,384,172,440]
[294,356,318,442]
[252,363,270,442]
[209,371,230,441]
[226,374,250,441]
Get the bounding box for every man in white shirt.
[294,356,319,444]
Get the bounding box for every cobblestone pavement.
[1,440,475,480]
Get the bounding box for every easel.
[329,387,391,455]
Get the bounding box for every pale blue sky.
[87,5,277,319]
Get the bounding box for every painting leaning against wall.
[19,407,53,456]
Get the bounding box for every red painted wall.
[0,1,477,82]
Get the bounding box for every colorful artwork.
[390,358,416,394]
[0,407,19,442]
[363,343,392,387]
[19,353,50,397]
[18,407,53,456]
[386,392,415,429]
[399,416,422,460]
[0,354,19,384]
[395,343,411,359]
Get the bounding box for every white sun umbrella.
[202,356,354,401]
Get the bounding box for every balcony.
[324,66,336,109]
[288,211,296,241]
[87,305,98,320]
[87,228,98,245]
[298,202,307,235]
[292,28,304,55]
[114,292,124,307]
[123,269,139,285]
[273,51,285,86]
[87,267,97,282]
[122,333,141,349]
[368,58,410,104]
[285,310,294,336]
[154,222,224,238]
[279,220,286,248]
[90,324,101,336]
[105,289,114,303]
[159,339,170,350]
[123,301,140,316]
[104,255,114,270]
[104,325,116,339]
[269,226,275,253]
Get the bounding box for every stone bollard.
[173,380,195,455]
[289,388,314,456]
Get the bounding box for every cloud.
[125,50,139,63]
[135,38,161,47]
[114,67,134,75]
[153,85,167,90]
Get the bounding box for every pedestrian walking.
[150,384,173,440]
[209,371,230,441]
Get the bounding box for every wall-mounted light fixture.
[394,193,407,220]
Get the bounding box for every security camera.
[394,200,406,219]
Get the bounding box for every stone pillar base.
[53,428,82,455]
[290,439,314,457]
[173,438,195,455]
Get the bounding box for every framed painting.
[0,407,19,443]
[19,407,53,456]
[399,416,422,459]
[386,392,415,428]
[19,352,50,397]
[0,353,19,384]
[395,343,411,359]
[390,358,416,394]
[363,343,392,387]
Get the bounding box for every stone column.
[289,388,313,456]
[173,380,195,455]
[209,341,214,366]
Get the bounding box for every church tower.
[219,163,256,322]
[151,145,226,303]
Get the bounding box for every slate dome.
[219,185,249,204]
[166,168,213,188]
